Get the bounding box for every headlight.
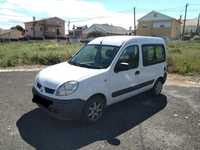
[56,81,79,96]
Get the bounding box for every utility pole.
[67,20,70,35]
[179,15,182,39]
[33,16,36,39]
[179,15,182,21]
[196,13,200,33]
[182,3,189,40]
[133,7,136,35]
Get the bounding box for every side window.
[155,45,165,62]
[118,45,139,69]
[142,45,165,66]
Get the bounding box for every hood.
[37,62,106,89]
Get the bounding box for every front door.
[109,45,140,104]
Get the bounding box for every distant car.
[32,36,167,123]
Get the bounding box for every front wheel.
[82,96,106,124]
[151,80,163,96]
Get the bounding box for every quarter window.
[142,45,165,66]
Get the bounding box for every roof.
[182,19,198,26]
[24,17,65,24]
[138,11,177,22]
[88,36,165,46]
[0,29,21,35]
[84,24,128,35]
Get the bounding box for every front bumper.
[32,86,85,120]
[163,72,167,84]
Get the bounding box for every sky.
[0,0,200,31]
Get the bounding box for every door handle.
[135,70,140,75]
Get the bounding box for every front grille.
[45,87,55,94]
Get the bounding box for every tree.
[10,25,25,33]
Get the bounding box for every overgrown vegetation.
[167,41,200,75]
[0,40,199,75]
[0,40,82,67]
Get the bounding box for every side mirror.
[114,61,130,73]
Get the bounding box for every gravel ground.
[0,72,199,150]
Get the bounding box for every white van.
[32,36,167,123]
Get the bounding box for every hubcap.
[87,102,104,121]
[155,81,162,95]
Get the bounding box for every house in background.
[83,24,128,39]
[182,19,198,34]
[24,17,65,39]
[68,25,88,42]
[0,29,23,40]
[137,11,181,40]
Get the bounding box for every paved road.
[0,72,200,150]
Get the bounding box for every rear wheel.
[82,96,106,124]
[151,79,163,96]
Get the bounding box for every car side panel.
[76,72,111,104]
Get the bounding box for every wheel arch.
[87,93,107,105]
[156,74,167,84]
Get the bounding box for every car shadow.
[16,93,167,150]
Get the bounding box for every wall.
[137,20,181,40]
[0,30,22,39]
[45,18,65,38]
[171,20,181,39]
[25,18,65,38]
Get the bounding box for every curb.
[0,68,43,72]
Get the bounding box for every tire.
[81,96,106,124]
[151,79,163,96]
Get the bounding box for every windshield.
[68,44,120,69]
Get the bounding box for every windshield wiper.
[78,63,102,69]
[69,61,103,69]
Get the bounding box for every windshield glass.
[68,44,120,69]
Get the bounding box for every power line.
[1,4,200,27]
[189,3,200,6]
[136,6,185,12]
[68,8,132,23]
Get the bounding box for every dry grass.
[167,41,200,75]
[0,40,199,75]
[0,40,83,67]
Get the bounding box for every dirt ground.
[0,71,199,150]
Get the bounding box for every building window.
[153,13,158,17]
[142,24,149,29]
[153,22,171,29]
[160,24,165,28]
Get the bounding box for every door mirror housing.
[114,61,130,73]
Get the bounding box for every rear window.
[142,44,165,66]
